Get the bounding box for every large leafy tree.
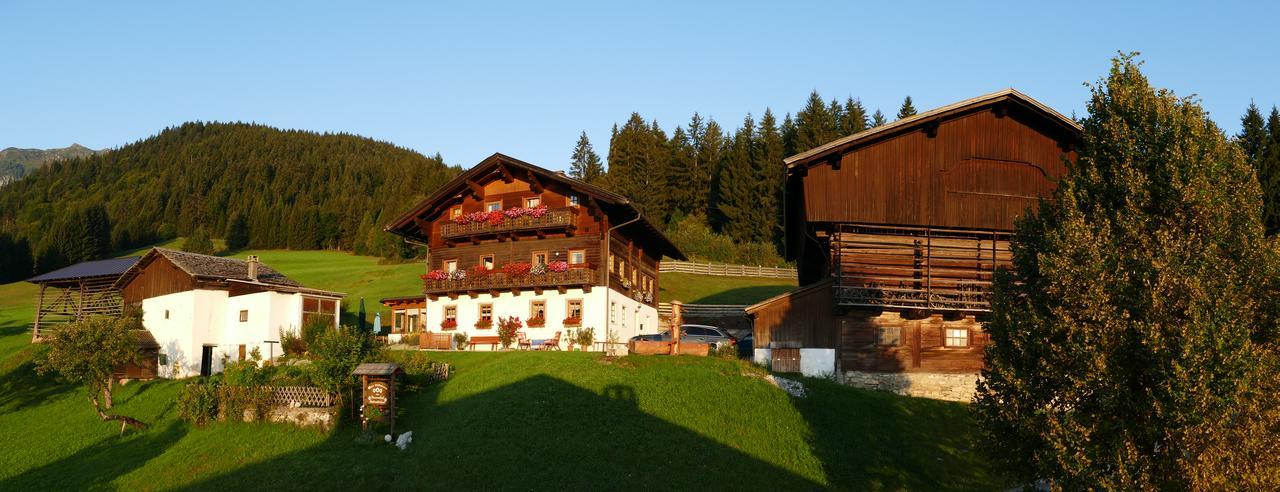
[568,131,605,184]
[37,314,148,433]
[976,54,1280,489]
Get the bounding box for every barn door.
[772,348,801,373]
[200,345,214,377]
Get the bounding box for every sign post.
[353,362,403,434]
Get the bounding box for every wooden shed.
[752,90,1082,397]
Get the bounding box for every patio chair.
[517,331,531,350]
[534,331,561,351]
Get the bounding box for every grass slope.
[658,272,796,305]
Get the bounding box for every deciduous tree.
[37,314,148,433]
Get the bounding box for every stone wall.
[239,405,340,430]
[841,370,979,402]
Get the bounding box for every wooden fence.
[267,386,334,408]
[658,303,750,318]
[659,260,796,279]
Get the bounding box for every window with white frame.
[486,201,501,212]
[944,328,969,348]
[525,197,540,208]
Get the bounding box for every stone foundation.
[842,370,978,402]
[241,406,340,430]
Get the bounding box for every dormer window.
[486,202,502,212]
[525,197,541,208]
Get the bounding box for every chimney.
[247,255,260,281]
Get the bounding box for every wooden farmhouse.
[383,153,685,352]
[115,248,343,377]
[747,90,1082,401]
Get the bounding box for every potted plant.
[453,332,469,350]
[497,316,522,350]
[575,327,595,352]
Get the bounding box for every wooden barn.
[748,89,1082,400]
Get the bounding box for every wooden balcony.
[424,267,596,296]
[440,207,577,241]
[830,224,1011,312]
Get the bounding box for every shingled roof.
[114,248,342,298]
[27,256,140,284]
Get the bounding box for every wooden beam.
[465,179,484,198]
[923,121,939,138]
[527,170,544,193]
[413,217,431,232]
[827,155,841,171]
[495,162,515,183]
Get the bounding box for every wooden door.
[772,348,801,373]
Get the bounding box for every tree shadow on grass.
[1,420,188,490]
[0,323,77,413]
[183,375,823,490]
[793,378,997,491]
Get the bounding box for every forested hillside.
[0,122,459,280]
[0,144,102,185]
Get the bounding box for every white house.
[116,248,343,377]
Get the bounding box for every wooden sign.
[365,381,389,406]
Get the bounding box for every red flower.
[440,319,458,330]
[526,317,546,327]
[562,316,582,326]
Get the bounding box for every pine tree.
[896,96,917,120]
[568,131,605,183]
[756,109,786,249]
[712,114,765,241]
[975,54,1280,489]
[794,91,839,153]
[0,231,33,282]
[1238,102,1268,166]
[870,109,887,127]
[225,212,249,251]
[1262,107,1280,234]
[666,125,696,220]
[607,113,671,222]
[182,226,215,255]
[781,113,798,157]
[841,97,869,136]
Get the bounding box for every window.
[408,314,419,333]
[945,328,969,348]
[450,207,462,219]
[566,299,583,319]
[486,201,502,212]
[479,304,493,323]
[239,310,248,323]
[396,312,406,332]
[532,251,548,265]
[445,306,457,321]
[569,194,580,206]
[530,300,546,319]
[444,259,458,272]
[164,310,170,320]
[525,197,540,208]
[569,249,585,265]
[481,255,495,270]
[878,326,901,346]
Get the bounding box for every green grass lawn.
[659,272,796,305]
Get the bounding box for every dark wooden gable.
[119,253,197,304]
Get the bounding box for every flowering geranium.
[474,319,493,329]
[502,262,532,277]
[526,317,546,327]
[424,269,449,281]
[562,316,582,326]
[547,261,570,273]
[468,264,492,278]
[448,269,467,281]
[503,207,525,218]
[529,262,547,275]
[527,205,549,218]
[440,319,458,330]
[486,211,505,226]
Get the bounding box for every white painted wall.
[141,288,338,378]
[753,347,772,366]
[418,287,659,352]
[799,348,836,378]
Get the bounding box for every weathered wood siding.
[802,107,1075,231]
[748,280,837,349]
[839,311,987,373]
[121,255,196,305]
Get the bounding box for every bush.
[665,214,785,266]
[453,332,469,350]
[713,341,739,359]
[309,326,379,394]
[281,328,307,357]
[497,316,521,349]
[399,333,420,346]
[176,381,219,426]
[301,316,332,349]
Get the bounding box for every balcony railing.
[831,224,1010,312]
[440,207,577,240]
[424,267,596,295]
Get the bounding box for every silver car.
[630,324,737,349]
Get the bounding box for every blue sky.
[3,1,1277,170]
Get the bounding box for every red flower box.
[440,319,458,330]
[562,316,582,327]
[475,319,493,329]
[526,317,546,327]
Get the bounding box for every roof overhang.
[784,89,1082,170]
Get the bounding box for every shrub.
[474,319,492,329]
[309,326,379,394]
[713,341,739,359]
[453,332,469,350]
[281,327,307,356]
[176,381,220,426]
[574,327,595,350]
[301,316,331,350]
[400,333,420,346]
[497,316,522,349]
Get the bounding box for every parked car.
[629,324,737,350]
[737,333,753,359]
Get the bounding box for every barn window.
[481,255,495,270]
[486,201,502,212]
[945,328,969,348]
[239,310,248,323]
[525,197,541,208]
[569,249,585,265]
[878,326,901,346]
[444,259,458,272]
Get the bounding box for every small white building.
[116,248,343,377]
